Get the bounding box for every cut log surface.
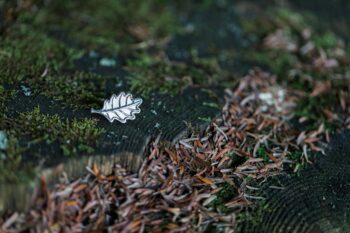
[1,1,245,212]
[2,1,350,229]
[1,89,220,212]
[0,53,222,212]
[242,131,350,233]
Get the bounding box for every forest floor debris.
[2,66,349,232]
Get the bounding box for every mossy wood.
[0,0,239,212]
[2,1,350,230]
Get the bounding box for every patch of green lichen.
[256,146,270,163]
[293,78,348,135]
[294,94,341,132]
[246,49,299,79]
[126,52,224,95]
[11,107,105,156]
[313,32,338,50]
[26,0,178,53]
[0,23,82,86]
[0,22,109,109]
[209,182,237,214]
[32,71,106,109]
[285,149,317,174]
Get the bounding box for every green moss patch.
[313,32,338,49]
[209,183,238,214]
[256,146,270,163]
[241,8,309,40]
[31,71,106,109]
[126,53,226,95]
[0,24,82,86]
[0,86,15,114]
[2,106,105,158]
[0,23,109,109]
[2,105,104,183]
[241,6,349,88]
[29,0,179,53]
[245,49,299,79]
[294,95,340,132]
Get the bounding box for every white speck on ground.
[258,88,286,112]
[0,131,8,150]
[99,58,116,67]
[115,80,123,87]
[20,85,31,96]
[89,50,99,58]
[259,92,274,106]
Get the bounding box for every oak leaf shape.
[91,92,143,123]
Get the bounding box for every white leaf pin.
[91,92,143,123]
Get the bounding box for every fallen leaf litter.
[2,66,349,232]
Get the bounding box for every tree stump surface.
[0,0,245,211]
[1,2,350,231]
[240,131,350,233]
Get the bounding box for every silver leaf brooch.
[91,92,143,123]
